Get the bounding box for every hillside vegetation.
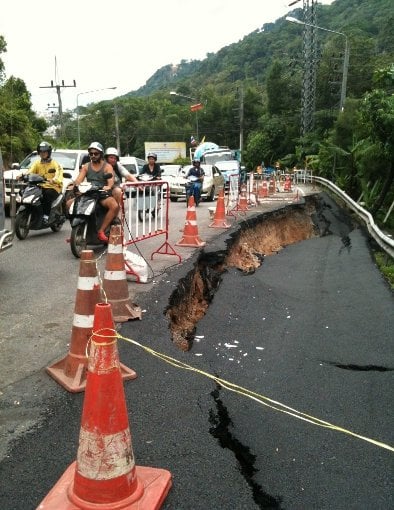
[0,0,393,228]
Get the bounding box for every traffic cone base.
[45,355,86,393]
[37,461,172,510]
[46,357,136,393]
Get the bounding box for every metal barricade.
[226,174,240,216]
[121,180,181,261]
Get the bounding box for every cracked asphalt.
[1,191,393,510]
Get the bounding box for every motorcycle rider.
[104,147,138,206]
[68,142,119,243]
[27,141,63,225]
[140,152,162,180]
[186,158,205,205]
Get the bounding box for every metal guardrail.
[308,175,394,259]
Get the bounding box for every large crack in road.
[165,194,353,350]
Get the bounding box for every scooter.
[184,175,202,206]
[14,170,68,240]
[136,173,159,222]
[68,175,115,258]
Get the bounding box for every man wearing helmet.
[140,152,162,180]
[69,142,119,243]
[27,141,63,225]
[104,147,138,206]
[186,158,205,205]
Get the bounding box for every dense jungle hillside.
[127,0,394,99]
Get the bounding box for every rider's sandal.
[97,231,109,243]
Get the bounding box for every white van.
[119,156,146,176]
[215,160,240,187]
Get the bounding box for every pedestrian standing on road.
[27,141,63,226]
[104,147,138,207]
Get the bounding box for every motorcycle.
[14,170,69,240]
[68,174,115,258]
[136,173,159,222]
[184,175,202,206]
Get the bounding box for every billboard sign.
[144,142,186,163]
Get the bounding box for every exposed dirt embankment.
[166,200,320,350]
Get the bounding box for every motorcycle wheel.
[70,223,86,258]
[138,209,155,222]
[50,221,63,232]
[15,210,30,240]
[207,185,215,201]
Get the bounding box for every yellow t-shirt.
[28,159,63,193]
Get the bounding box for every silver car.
[169,164,225,202]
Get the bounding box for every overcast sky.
[1,0,334,114]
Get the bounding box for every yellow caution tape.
[115,332,394,453]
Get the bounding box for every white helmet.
[88,142,104,154]
[104,147,119,160]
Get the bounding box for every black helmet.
[147,152,157,161]
[37,141,52,157]
[192,158,201,164]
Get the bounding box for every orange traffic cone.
[46,249,136,392]
[46,250,100,392]
[176,196,206,247]
[284,175,292,192]
[268,177,276,194]
[257,180,269,199]
[234,185,249,212]
[37,302,172,509]
[103,225,142,322]
[209,189,231,228]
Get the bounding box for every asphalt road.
[0,191,393,509]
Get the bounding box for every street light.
[76,87,117,148]
[170,91,203,142]
[286,16,349,112]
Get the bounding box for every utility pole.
[40,79,76,135]
[114,104,121,154]
[40,58,76,136]
[40,79,76,136]
[301,0,317,137]
[238,86,244,162]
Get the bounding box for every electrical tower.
[301,0,317,136]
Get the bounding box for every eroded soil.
[166,198,322,350]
